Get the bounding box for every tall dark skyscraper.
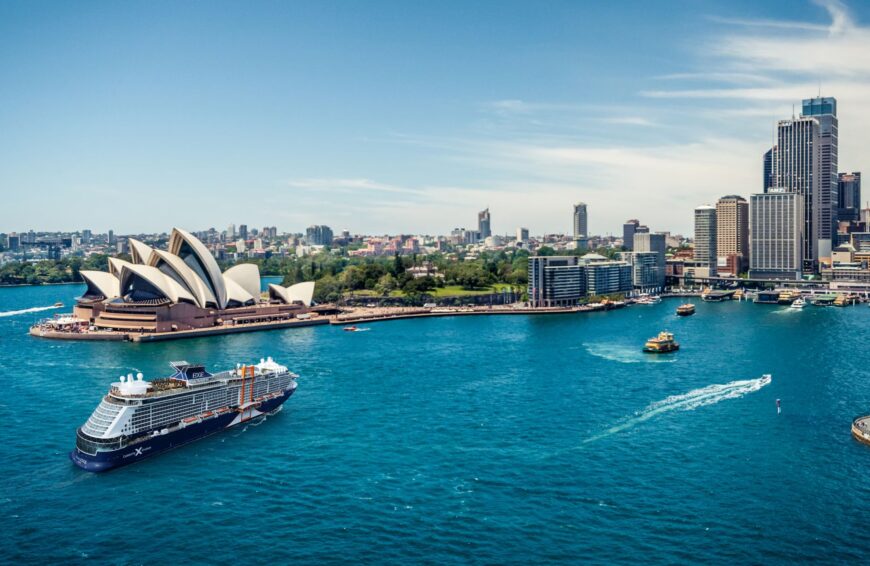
[622,219,639,250]
[801,96,838,236]
[772,116,822,270]
[477,208,491,239]
[238,224,248,241]
[573,203,588,247]
[763,148,773,192]
[838,172,862,223]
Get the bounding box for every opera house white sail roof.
[79,228,315,310]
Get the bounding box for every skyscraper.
[622,219,640,250]
[516,227,529,244]
[837,172,862,224]
[750,191,804,280]
[801,97,838,232]
[716,195,750,275]
[694,205,717,276]
[227,224,236,240]
[305,225,334,246]
[772,116,822,270]
[763,148,773,192]
[108,229,115,245]
[573,203,588,248]
[632,232,666,287]
[239,224,248,241]
[478,208,491,239]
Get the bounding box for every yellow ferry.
[643,331,680,354]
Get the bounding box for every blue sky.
[1,0,868,236]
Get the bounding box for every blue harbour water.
[2,283,870,563]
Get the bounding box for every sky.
[1,0,869,237]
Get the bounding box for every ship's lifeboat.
[201,411,215,419]
[182,416,199,425]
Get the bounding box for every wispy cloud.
[287,178,424,196]
[284,1,870,236]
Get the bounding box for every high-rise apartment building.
[716,195,750,275]
[238,224,248,241]
[108,229,115,245]
[801,97,838,231]
[622,219,640,250]
[227,224,236,240]
[527,255,631,306]
[516,227,529,244]
[772,116,822,269]
[750,191,804,280]
[573,203,588,248]
[621,251,662,290]
[633,232,666,287]
[527,256,586,307]
[478,208,491,239]
[838,172,862,224]
[305,225,334,246]
[694,205,717,276]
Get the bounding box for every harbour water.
[2,283,870,563]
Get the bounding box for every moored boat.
[643,331,679,354]
[676,303,695,316]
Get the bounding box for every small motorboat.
[789,297,806,309]
[676,303,695,316]
[53,302,64,308]
[343,326,370,332]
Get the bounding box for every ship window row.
[124,378,289,434]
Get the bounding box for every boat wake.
[584,375,772,444]
[584,343,675,364]
[0,305,62,318]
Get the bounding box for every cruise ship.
[71,358,297,472]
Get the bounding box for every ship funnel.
[137,373,144,381]
[120,375,126,383]
[260,358,265,364]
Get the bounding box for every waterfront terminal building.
[528,254,632,308]
[74,228,316,334]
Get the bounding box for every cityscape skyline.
[3,1,870,235]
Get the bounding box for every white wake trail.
[584,375,771,444]
[0,305,62,318]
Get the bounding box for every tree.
[393,253,405,276]
[375,273,398,295]
[402,276,436,295]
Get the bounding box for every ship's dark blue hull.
[70,388,294,473]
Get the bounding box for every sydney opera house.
[73,228,318,334]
